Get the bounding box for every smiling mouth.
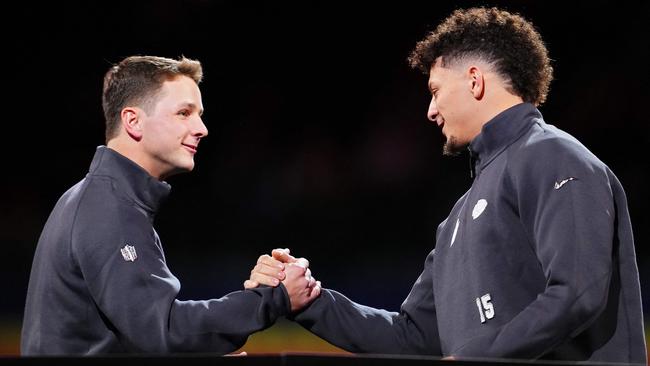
[437,120,447,137]
[182,143,197,154]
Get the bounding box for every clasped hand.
[244,248,321,312]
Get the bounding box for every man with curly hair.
[248,7,646,363]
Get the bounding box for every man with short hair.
[21,55,320,355]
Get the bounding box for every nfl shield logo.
[121,244,137,262]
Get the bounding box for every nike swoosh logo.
[554,177,576,190]
[450,218,460,247]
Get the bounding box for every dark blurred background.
[1,0,649,354]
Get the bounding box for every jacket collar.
[87,146,171,216]
[468,103,542,178]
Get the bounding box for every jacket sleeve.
[454,139,616,358]
[74,213,289,354]
[292,250,441,355]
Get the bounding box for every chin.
[166,160,195,177]
[442,136,468,156]
[175,155,195,170]
[177,163,195,173]
[182,159,196,172]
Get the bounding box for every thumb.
[272,248,297,263]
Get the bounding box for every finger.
[294,257,309,269]
[250,272,280,287]
[257,254,270,264]
[305,268,312,279]
[271,248,290,256]
[243,279,258,289]
[258,254,286,270]
[252,263,286,280]
[309,281,322,299]
[307,276,316,289]
[272,248,297,263]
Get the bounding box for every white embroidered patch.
[554,177,576,190]
[120,244,137,262]
[450,218,460,247]
[472,199,488,219]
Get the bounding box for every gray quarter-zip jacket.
[21,146,290,355]
[292,103,646,363]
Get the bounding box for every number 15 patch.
[476,293,495,323]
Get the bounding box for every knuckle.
[257,254,270,264]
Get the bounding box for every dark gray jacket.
[293,103,646,363]
[21,146,290,355]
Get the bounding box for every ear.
[468,66,485,100]
[120,107,144,141]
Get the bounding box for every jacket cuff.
[277,282,292,316]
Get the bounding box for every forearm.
[293,289,438,355]
[88,255,290,353]
[166,285,290,353]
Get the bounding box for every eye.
[178,109,190,117]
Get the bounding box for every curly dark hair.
[408,7,553,106]
[102,55,203,141]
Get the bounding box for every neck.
[106,138,162,180]
[472,92,524,139]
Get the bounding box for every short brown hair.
[102,55,203,141]
[408,7,553,106]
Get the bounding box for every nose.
[427,97,438,122]
[192,116,208,138]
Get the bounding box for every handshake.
[244,248,322,312]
